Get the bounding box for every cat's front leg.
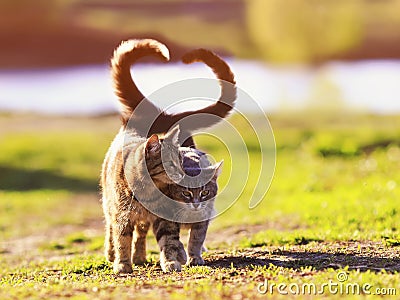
[112,217,134,274]
[187,221,209,266]
[153,218,187,272]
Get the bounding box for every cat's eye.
[182,190,193,198]
[200,190,210,197]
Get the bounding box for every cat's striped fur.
[102,127,187,273]
[101,126,220,273]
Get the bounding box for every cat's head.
[145,125,184,185]
[168,160,222,212]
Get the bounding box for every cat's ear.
[212,160,223,178]
[163,125,180,147]
[146,134,161,156]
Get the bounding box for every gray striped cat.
[164,149,222,267]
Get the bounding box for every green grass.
[0,113,399,299]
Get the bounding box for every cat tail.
[169,49,237,132]
[111,39,170,125]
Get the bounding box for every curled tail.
[169,49,237,132]
[111,39,236,133]
[111,39,170,125]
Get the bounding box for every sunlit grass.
[0,190,102,240]
[0,132,112,184]
[0,113,399,299]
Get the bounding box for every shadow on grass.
[206,249,400,273]
[0,166,97,192]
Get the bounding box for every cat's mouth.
[190,203,203,211]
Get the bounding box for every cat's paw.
[113,262,133,274]
[132,253,147,265]
[132,257,147,265]
[187,256,205,266]
[177,245,187,265]
[161,260,182,272]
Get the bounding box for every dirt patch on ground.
[1,187,398,273]
[0,218,265,257]
[205,242,400,272]
[2,217,399,273]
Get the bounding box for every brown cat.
[101,39,235,273]
[102,125,184,273]
[102,125,221,273]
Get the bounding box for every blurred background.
[1,2,400,287]
[1,0,400,114]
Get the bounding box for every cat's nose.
[192,203,200,209]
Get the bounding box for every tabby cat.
[101,39,235,273]
[166,149,222,266]
[102,125,222,273]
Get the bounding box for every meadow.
[0,112,399,299]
